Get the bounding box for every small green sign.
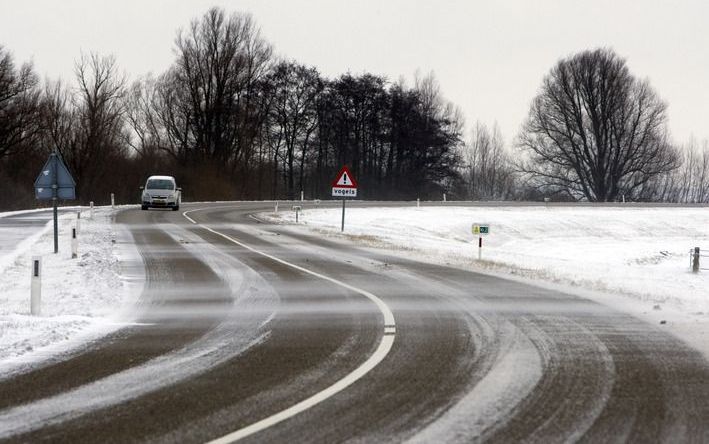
[472,224,490,235]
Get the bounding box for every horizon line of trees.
[0,8,706,210]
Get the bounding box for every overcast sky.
[2,0,708,145]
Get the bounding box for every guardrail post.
[693,247,700,273]
[31,256,41,315]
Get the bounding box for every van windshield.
[146,179,174,190]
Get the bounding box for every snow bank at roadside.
[264,205,709,313]
[0,208,141,374]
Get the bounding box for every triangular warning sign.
[332,166,358,188]
[34,152,76,200]
[337,172,352,186]
[34,153,76,188]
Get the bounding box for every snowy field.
[0,207,141,375]
[264,204,709,356]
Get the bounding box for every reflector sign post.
[472,223,490,260]
[332,166,358,232]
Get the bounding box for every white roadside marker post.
[416,198,420,208]
[443,193,447,202]
[90,201,94,219]
[275,201,279,213]
[693,247,700,273]
[111,193,115,209]
[71,227,78,259]
[292,205,302,223]
[76,211,81,234]
[478,236,482,260]
[301,190,304,202]
[31,256,41,315]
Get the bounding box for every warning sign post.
[332,166,358,232]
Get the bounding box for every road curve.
[0,201,707,443]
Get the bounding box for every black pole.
[53,198,58,253]
[52,151,58,254]
[341,198,346,232]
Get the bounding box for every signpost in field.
[332,166,358,232]
[472,223,490,260]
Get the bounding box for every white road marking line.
[210,335,395,444]
[183,211,197,224]
[183,204,244,225]
[181,207,396,443]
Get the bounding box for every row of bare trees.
[0,9,705,209]
[459,122,516,200]
[0,8,464,209]
[0,46,137,208]
[122,9,464,202]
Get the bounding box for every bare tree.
[67,52,127,199]
[409,71,464,196]
[684,140,709,202]
[518,48,679,201]
[169,7,272,167]
[463,121,515,199]
[124,75,165,158]
[654,138,709,203]
[0,45,41,159]
[268,61,322,199]
[40,79,74,155]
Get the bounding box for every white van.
[140,175,181,211]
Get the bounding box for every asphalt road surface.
[1,201,708,443]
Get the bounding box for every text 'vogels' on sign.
[331,165,358,197]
